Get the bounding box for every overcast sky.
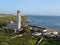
[0,0,60,16]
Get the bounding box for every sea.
[27,15,60,31]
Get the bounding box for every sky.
[0,0,60,16]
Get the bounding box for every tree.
[23,26,30,34]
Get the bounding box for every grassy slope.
[0,15,16,26]
[0,14,27,26]
[40,38,60,45]
[0,14,37,45]
[0,34,37,45]
[0,14,60,45]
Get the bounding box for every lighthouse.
[7,10,21,33]
[17,10,21,31]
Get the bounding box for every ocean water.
[27,15,60,30]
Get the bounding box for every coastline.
[28,15,60,33]
[46,28,60,33]
[28,24,60,34]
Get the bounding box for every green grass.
[0,14,60,45]
[0,34,37,45]
[0,14,37,45]
[39,38,60,45]
[0,14,27,26]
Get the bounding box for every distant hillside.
[0,14,15,17]
[0,14,27,26]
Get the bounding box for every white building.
[7,10,21,33]
[52,31,58,35]
[32,32,42,36]
[43,29,47,32]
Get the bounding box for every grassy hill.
[0,14,60,45]
[39,38,60,45]
[0,14,27,26]
[0,14,36,45]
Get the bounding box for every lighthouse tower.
[17,10,21,31]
